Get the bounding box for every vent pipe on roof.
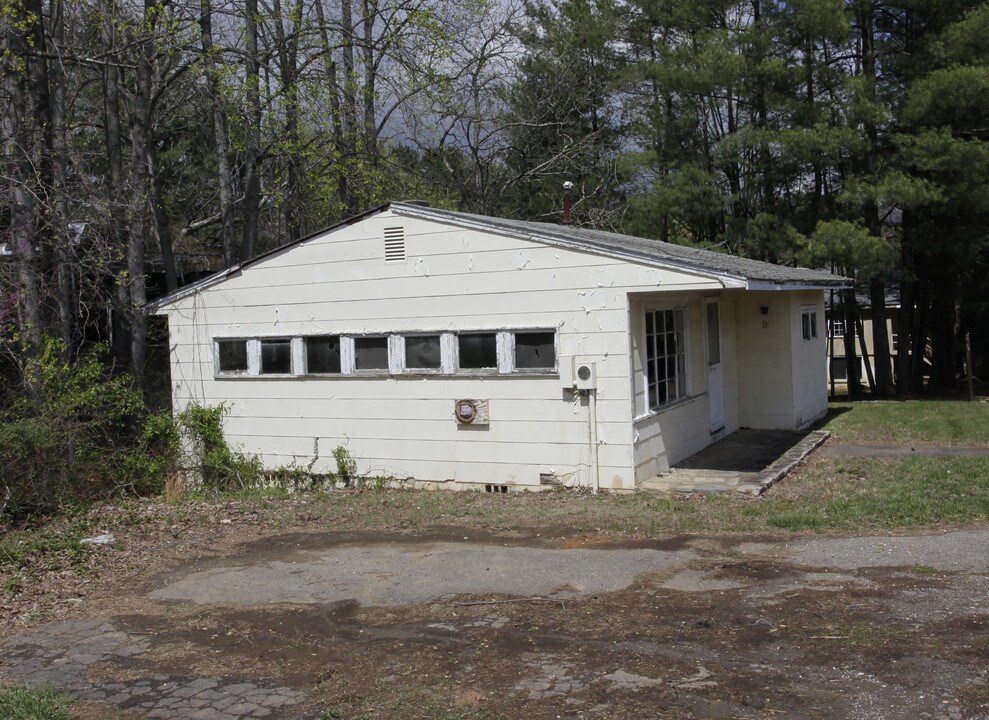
[563,181,574,225]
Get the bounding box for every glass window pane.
[645,311,654,335]
[515,331,555,369]
[306,336,340,374]
[405,335,441,369]
[260,339,291,374]
[217,340,247,373]
[706,303,720,365]
[802,313,811,340]
[355,336,389,370]
[458,333,497,369]
[810,311,817,338]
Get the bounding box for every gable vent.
[384,226,406,262]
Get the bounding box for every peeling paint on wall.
[511,249,531,269]
[414,257,429,276]
[637,267,663,285]
[311,267,327,283]
[467,255,474,272]
[596,267,615,287]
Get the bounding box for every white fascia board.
[392,204,749,289]
[745,280,851,291]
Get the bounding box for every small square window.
[458,333,497,370]
[405,335,441,370]
[217,340,248,373]
[355,336,389,371]
[260,339,292,374]
[305,336,341,374]
[514,331,556,370]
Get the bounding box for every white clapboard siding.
[161,208,734,490]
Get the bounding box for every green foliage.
[0,339,158,522]
[0,340,269,521]
[175,404,264,492]
[0,527,90,572]
[0,685,73,720]
[333,445,358,483]
[801,219,894,279]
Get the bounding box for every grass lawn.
[0,685,73,720]
[3,399,989,599]
[820,399,989,446]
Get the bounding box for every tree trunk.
[315,0,349,214]
[200,0,238,268]
[842,287,861,399]
[896,215,915,395]
[2,0,44,355]
[127,2,160,390]
[240,0,262,262]
[869,277,893,396]
[858,1,894,396]
[101,0,130,363]
[271,0,304,241]
[50,0,74,346]
[930,288,958,392]
[361,0,377,164]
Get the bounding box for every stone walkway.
[638,429,830,496]
[1,618,305,719]
[639,429,989,496]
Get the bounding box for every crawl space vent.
[384,226,405,262]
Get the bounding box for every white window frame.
[398,332,446,375]
[214,328,560,379]
[302,335,343,375]
[801,306,819,342]
[257,337,295,377]
[351,334,391,375]
[454,331,502,375]
[214,338,252,376]
[509,329,559,374]
[829,318,845,339]
[643,306,689,412]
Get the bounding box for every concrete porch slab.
[638,428,830,496]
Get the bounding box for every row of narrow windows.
[215,330,557,377]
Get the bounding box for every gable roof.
[147,201,850,312]
[392,203,849,290]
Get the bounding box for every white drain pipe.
[588,389,600,494]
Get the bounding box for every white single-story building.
[148,202,850,492]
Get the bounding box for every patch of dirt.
[3,498,989,719]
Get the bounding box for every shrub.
[174,403,263,492]
[0,338,153,522]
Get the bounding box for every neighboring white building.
[148,202,849,492]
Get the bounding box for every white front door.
[706,299,726,433]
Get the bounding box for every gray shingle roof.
[392,202,850,289]
[148,201,850,312]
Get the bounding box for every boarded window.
[355,336,389,370]
[514,331,556,370]
[405,335,441,370]
[260,339,292,374]
[217,340,248,373]
[645,308,686,411]
[384,226,405,262]
[305,336,341,374]
[458,333,497,369]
